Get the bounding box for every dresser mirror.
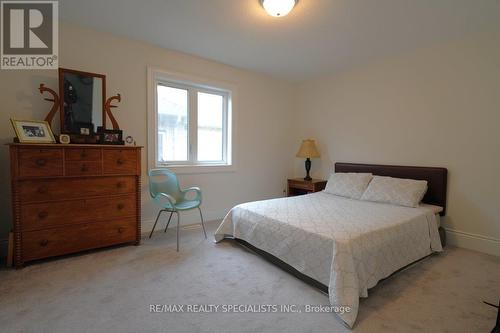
[59,68,106,135]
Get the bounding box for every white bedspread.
[214,192,442,327]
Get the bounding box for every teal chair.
[148,168,207,251]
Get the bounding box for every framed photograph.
[98,128,124,145]
[10,119,56,144]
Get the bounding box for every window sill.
[155,164,236,174]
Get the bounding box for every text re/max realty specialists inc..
[149,304,351,314]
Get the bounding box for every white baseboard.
[444,228,500,257]
[0,238,8,259]
[142,209,225,234]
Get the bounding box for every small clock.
[125,135,135,145]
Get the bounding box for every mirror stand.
[104,93,121,130]
[38,83,60,128]
[38,68,122,143]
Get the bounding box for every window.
[149,69,233,172]
[157,85,189,162]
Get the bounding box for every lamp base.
[303,158,312,181]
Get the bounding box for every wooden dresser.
[9,143,142,268]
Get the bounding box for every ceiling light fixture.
[261,0,297,17]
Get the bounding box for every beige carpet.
[0,220,498,333]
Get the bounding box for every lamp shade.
[296,139,320,158]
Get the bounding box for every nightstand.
[287,178,327,197]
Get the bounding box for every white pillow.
[324,172,373,199]
[360,176,428,208]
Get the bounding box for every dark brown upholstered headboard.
[335,163,448,216]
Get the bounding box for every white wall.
[294,31,500,256]
[1,23,499,257]
[0,22,296,241]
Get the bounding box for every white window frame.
[147,67,236,174]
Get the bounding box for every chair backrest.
[148,168,184,201]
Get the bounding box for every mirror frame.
[58,67,107,134]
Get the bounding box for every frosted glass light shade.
[261,0,297,17]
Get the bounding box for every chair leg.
[198,207,207,239]
[164,211,174,232]
[176,212,180,252]
[149,209,165,239]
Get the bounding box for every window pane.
[197,92,223,161]
[157,84,188,162]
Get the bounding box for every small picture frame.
[74,122,94,136]
[59,134,71,144]
[10,119,56,144]
[98,128,124,145]
[80,127,90,135]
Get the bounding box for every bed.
[214,163,448,327]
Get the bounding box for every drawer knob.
[117,158,124,165]
[37,186,48,194]
[38,211,48,219]
[40,239,49,247]
[118,227,124,234]
[81,164,88,172]
[81,151,87,158]
[35,158,46,167]
[116,182,124,189]
[117,203,125,210]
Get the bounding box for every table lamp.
[296,139,320,181]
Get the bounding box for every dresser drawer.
[18,148,63,178]
[19,177,136,203]
[288,180,313,191]
[22,217,137,261]
[65,148,101,161]
[65,161,102,176]
[103,149,138,175]
[21,194,137,231]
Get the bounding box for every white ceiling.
[60,0,500,81]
